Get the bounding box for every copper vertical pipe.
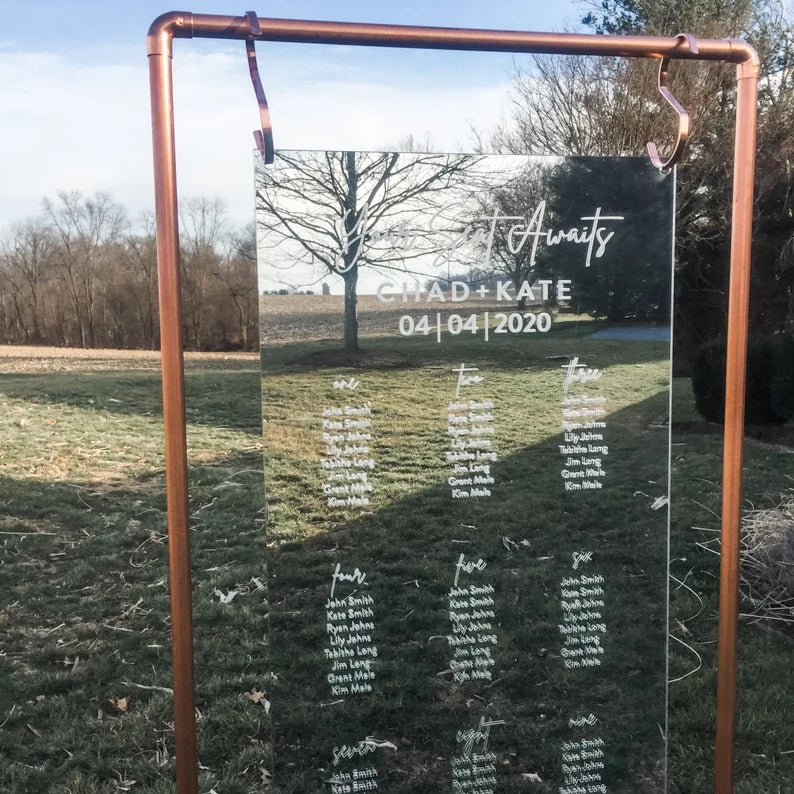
[714,47,759,794]
[148,14,199,794]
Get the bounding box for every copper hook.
[246,10,275,164]
[647,33,698,171]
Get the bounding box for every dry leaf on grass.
[248,690,271,713]
[109,697,130,713]
[213,588,238,604]
[502,535,519,551]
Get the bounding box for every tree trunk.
[343,267,359,352]
[513,273,528,310]
[341,151,361,353]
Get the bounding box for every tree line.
[0,192,258,351]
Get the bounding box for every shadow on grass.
[0,368,263,435]
[0,445,268,794]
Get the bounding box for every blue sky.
[0,1,585,229]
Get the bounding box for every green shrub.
[770,333,794,420]
[691,337,725,423]
[692,334,791,425]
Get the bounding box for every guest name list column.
[321,379,376,508]
[447,364,497,499]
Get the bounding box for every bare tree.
[217,224,258,349]
[44,191,127,348]
[472,161,554,308]
[179,197,227,349]
[1,220,56,343]
[116,213,160,349]
[256,151,480,351]
[0,191,261,351]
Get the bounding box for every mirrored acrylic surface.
[256,152,674,793]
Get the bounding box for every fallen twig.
[121,680,174,695]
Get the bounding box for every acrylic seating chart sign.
[256,152,673,793]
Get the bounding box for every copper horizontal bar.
[149,12,754,64]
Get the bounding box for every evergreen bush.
[692,334,791,425]
[770,333,794,421]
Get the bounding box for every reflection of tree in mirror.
[468,157,672,321]
[256,151,481,351]
[545,157,673,322]
[475,161,555,309]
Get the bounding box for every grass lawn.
[0,323,792,792]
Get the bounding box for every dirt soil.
[0,345,258,373]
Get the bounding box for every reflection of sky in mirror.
[256,152,567,295]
